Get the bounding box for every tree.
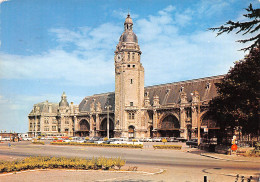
[209,3,260,51]
[208,47,260,138]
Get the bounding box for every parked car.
[168,137,178,142]
[94,138,106,144]
[143,138,153,142]
[152,138,161,142]
[110,138,127,144]
[85,137,101,143]
[126,139,143,145]
[186,139,198,147]
[176,137,187,142]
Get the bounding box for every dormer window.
[206,82,211,90]
[180,86,184,92]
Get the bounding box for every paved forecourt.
[0,141,259,182]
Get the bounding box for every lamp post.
[105,105,111,139]
[34,107,37,138]
[197,95,201,146]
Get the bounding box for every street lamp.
[34,107,37,138]
[192,92,201,146]
[105,105,111,139]
[197,95,201,146]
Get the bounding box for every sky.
[0,0,259,133]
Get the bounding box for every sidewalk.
[200,152,260,162]
[185,147,260,163]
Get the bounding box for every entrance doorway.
[128,125,135,138]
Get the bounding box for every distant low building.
[0,132,18,141]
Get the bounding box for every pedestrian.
[8,143,11,148]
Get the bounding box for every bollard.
[241,176,244,182]
[204,176,207,182]
[235,174,239,182]
[247,176,252,182]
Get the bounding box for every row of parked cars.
[52,136,189,144]
[60,137,143,145]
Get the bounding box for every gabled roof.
[79,75,224,112]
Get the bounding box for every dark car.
[176,137,187,142]
[84,137,101,143]
[186,139,198,147]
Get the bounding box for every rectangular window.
[128,113,135,120]
[130,79,133,84]
[52,126,56,131]
[130,102,133,106]
[128,64,130,67]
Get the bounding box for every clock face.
[116,53,122,62]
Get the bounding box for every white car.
[63,139,71,143]
[126,139,143,145]
[110,138,127,144]
[94,138,105,144]
[76,140,85,143]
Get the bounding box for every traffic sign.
[231,144,238,151]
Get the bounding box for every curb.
[0,168,165,178]
[200,153,260,163]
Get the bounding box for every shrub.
[51,142,143,148]
[153,145,182,150]
[32,141,45,145]
[0,156,126,173]
[114,157,125,170]
[162,138,167,145]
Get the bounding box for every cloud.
[133,4,246,85]
[0,2,250,132]
[0,0,9,4]
[0,22,123,86]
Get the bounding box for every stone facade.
[28,14,223,139]
[28,92,79,137]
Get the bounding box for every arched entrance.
[158,115,180,137]
[65,128,69,135]
[128,125,135,138]
[76,119,90,137]
[100,118,114,138]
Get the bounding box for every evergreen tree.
[209,3,260,51]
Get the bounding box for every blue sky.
[0,0,259,133]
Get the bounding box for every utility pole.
[35,107,37,138]
[105,105,111,139]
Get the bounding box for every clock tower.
[114,14,145,138]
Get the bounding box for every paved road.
[0,141,259,182]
